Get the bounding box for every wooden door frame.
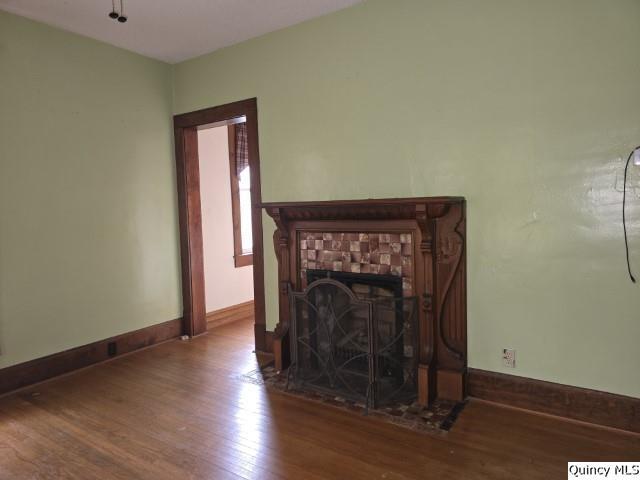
[173,98,267,352]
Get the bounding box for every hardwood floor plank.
[0,318,636,480]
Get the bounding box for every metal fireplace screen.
[288,277,418,409]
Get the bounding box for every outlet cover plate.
[503,348,516,368]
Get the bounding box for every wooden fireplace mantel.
[263,197,467,404]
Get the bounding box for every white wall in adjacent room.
[198,126,254,312]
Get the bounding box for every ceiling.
[0,0,363,63]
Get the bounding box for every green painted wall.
[0,11,182,368]
[173,0,640,397]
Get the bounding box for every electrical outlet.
[107,341,117,357]
[502,348,516,368]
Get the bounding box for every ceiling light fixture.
[108,0,127,23]
[108,0,119,19]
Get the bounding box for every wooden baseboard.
[0,318,182,397]
[206,300,254,329]
[467,368,640,434]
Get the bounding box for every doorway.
[173,98,267,352]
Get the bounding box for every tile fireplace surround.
[263,197,467,405]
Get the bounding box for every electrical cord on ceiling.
[623,145,639,283]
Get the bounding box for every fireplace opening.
[288,272,418,410]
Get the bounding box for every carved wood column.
[433,202,467,400]
[266,207,291,371]
[415,204,436,406]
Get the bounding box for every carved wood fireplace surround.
[263,197,467,405]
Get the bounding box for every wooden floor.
[0,319,637,479]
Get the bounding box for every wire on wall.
[623,146,639,283]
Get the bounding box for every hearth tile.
[379,233,391,243]
[390,254,402,266]
[402,264,413,277]
[300,240,307,250]
[308,261,316,269]
[361,252,371,264]
[345,233,358,241]
[379,264,390,274]
[391,265,402,276]
[370,264,380,274]
[403,277,412,292]
[332,261,342,271]
[349,241,360,252]
[301,258,308,268]
[402,243,412,255]
[361,263,371,273]
[350,252,362,263]
[307,250,316,260]
[322,261,333,270]
[389,233,401,243]
[401,255,411,266]
[323,233,333,240]
[360,242,370,253]
[400,233,411,244]
[323,240,332,250]
[341,241,350,252]
[315,240,323,250]
[342,262,352,272]
[317,251,326,261]
[369,237,379,252]
[359,233,369,242]
[370,252,380,264]
[331,240,342,250]
[350,263,361,273]
[300,250,308,260]
[391,242,401,254]
[380,253,391,265]
[379,242,391,253]
[342,252,351,262]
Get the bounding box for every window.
[228,122,253,267]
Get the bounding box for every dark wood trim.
[264,330,274,354]
[174,126,206,337]
[173,98,266,350]
[0,318,182,397]
[263,197,467,404]
[468,368,640,434]
[206,300,254,329]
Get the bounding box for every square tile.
[300,240,307,250]
[402,243,412,255]
[323,233,333,240]
[391,265,402,276]
[351,251,362,263]
[332,261,342,271]
[350,263,361,273]
[359,233,369,242]
[390,254,402,266]
[361,263,371,273]
[315,240,323,250]
[380,253,391,265]
[307,250,316,260]
[379,242,390,253]
[349,241,360,252]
